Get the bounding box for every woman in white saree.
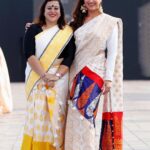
[21,0,75,149]
[0,47,13,114]
[65,0,123,150]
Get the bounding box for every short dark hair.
[37,0,66,29]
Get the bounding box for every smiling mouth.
[88,3,95,7]
[48,14,56,17]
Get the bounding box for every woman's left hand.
[102,80,112,95]
[43,73,59,83]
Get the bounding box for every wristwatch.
[55,73,62,79]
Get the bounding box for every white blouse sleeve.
[105,24,118,81]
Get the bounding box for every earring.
[99,5,103,13]
[80,5,87,13]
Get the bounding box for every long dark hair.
[37,0,66,29]
[70,0,88,31]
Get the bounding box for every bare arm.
[28,55,45,77]
[55,65,69,78]
[28,55,58,86]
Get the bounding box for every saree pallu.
[21,25,73,150]
[65,13,123,150]
[0,47,13,114]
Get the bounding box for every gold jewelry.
[80,5,87,13]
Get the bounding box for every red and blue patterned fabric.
[70,66,123,150]
[70,66,104,126]
[100,112,123,150]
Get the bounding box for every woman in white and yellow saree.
[65,0,123,150]
[0,47,13,114]
[21,0,75,150]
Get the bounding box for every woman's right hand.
[41,73,58,82]
[102,80,112,95]
[46,81,55,88]
[42,73,59,88]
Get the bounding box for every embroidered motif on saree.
[70,66,104,125]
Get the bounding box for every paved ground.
[0,81,150,150]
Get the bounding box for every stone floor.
[0,81,150,150]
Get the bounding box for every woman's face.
[84,0,102,12]
[44,1,61,24]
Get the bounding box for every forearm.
[105,24,118,81]
[56,65,69,77]
[105,53,117,81]
[28,55,45,77]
